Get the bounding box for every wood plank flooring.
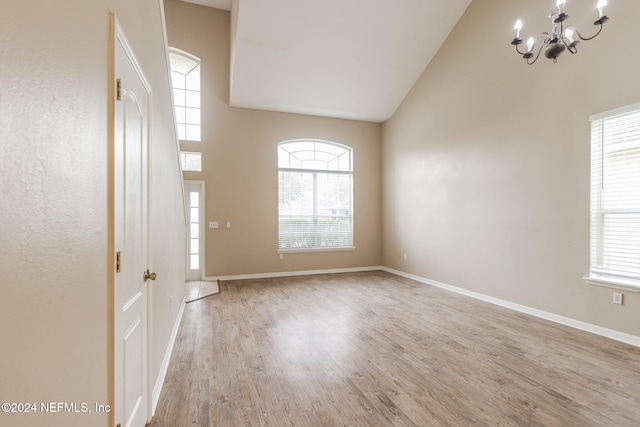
[148,271,640,426]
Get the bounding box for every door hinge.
[116,251,121,273]
[116,78,122,101]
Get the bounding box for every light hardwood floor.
[148,271,640,426]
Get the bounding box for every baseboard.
[205,265,383,282]
[382,267,640,348]
[151,297,187,415]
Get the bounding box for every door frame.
[184,180,205,281]
[108,13,153,427]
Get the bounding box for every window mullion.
[313,172,319,248]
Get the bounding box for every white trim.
[277,246,356,254]
[279,167,354,175]
[151,298,186,416]
[158,0,187,226]
[590,101,640,121]
[584,276,640,292]
[382,267,640,348]
[205,265,382,282]
[168,46,201,65]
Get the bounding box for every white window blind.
[278,140,354,251]
[589,102,640,284]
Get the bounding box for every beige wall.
[382,0,640,336]
[164,0,382,277]
[0,1,185,426]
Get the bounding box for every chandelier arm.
[562,37,578,54]
[520,32,549,56]
[527,40,546,65]
[573,23,604,41]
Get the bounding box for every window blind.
[278,170,353,250]
[590,103,640,281]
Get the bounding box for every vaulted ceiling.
[179,0,471,122]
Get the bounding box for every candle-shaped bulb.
[514,19,523,38]
[565,28,575,44]
[557,0,567,13]
[597,0,607,18]
[527,37,535,52]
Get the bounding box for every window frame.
[168,48,201,142]
[277,139,355,253]
[585,102,640,292]
[180,151,202,172]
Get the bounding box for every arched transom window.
[278,140,354,251]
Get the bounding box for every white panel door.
[113,18,151,427]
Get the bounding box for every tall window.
[588,102,640,289]
[169,48,201,141]
[278,140,354,251]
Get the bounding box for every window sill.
[584,275,640,292]
[277,246,356,254]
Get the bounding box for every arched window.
[169,48,201,141]
[278,140,354,251]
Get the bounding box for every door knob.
[144,269,157,281]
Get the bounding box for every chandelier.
[511,0,609,65]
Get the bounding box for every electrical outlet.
[613,292,623,305]
[402,253,408,260]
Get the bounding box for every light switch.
[226,221,231,228]
[209,221,218,229]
